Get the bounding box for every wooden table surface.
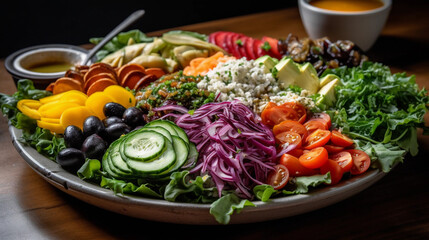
[1,1,429,239]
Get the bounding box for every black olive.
[122,107,145,128]
[56,148,85,173]
[64,125,84,149]
[105,122,131,142]
[81,134,108,160]
[103,102,127,118]
[103,116,123,127]
[83,116,107,139]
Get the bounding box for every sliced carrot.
[121,70,146,88]
[86,78,117,96]
[183,51,235,76]
[65,70,84,84]
[84,65,117,83]
[45,82,55,92]
[84,72,116,93]
[144,68,165,79]
[133,74,157,90]
[53,77,83,95]
[103,85,136,109]
[117,63,146,83]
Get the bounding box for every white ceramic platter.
[9,125,386,225]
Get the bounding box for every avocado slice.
[299,63,320,94]
[319,74,340,88]
[255,55,278,73]
[274,58,320,94]
[275,58,301,89]
[316,78,339,107]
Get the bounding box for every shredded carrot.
[183,52,235,76]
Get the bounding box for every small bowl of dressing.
[298,0,392,51]
[5,44,88,89]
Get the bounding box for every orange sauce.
[310,0,384,12]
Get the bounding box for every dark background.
[0,1,297,58]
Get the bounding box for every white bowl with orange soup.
[298,0,392,51]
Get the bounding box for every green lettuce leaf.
[89,29,154,62]
[283,173,331,195]
[100,177,162,198]
[209,193,255,225]
[164,170,217,203]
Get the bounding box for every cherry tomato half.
[267,164,290,190]
[304,119,329,134]
[324,144,345,153]
[331,130,354,147]
[346,149,371,175]
[320,159,344,185]
[281,102,307,124]
[330,151,353,173]
[280,153,319,177]
[299,146,329,169]
[261,105,299,127]
[303,129,331,150]
[310,112,331,129]
[273,120,308,140]
[275,131,302,148]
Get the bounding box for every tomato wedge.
[267,164,290,190]
[303,129,331,150]
[273,120,308,140]
[275,131,302,148]
[262,36,282,59]
[244,37,256,60]
[331,130,354,147]
[320,159,344,185]
[281,102,307,124]
[280,153,319,177]
[330,151,353,173]
[299,146,329,169]
[346,149,371,175]
[261,105,299,127]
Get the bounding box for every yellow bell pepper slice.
[59,90,88,105]
[37,120,65,134]
[17,99,42,119]
[103,85,135,109]
[38,102,81,119]
[85,91,115,120]
[60,106,94,130]
[40,117,60,124]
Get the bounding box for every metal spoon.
[81,9,145,65]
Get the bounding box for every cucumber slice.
[122,130,166,161]
[109,142,133,174]
[182,142,198,169]
[102,150,121,179]
[125,137,176,174]
[154,135,189,177]
[143,126,173,143]
[146,119,189,146]
[145,119,179,138]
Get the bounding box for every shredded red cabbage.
[155,100,277,199]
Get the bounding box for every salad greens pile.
[323,62,429,172]
[0,79,65,160]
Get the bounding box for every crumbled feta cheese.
[197,58,315,114]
